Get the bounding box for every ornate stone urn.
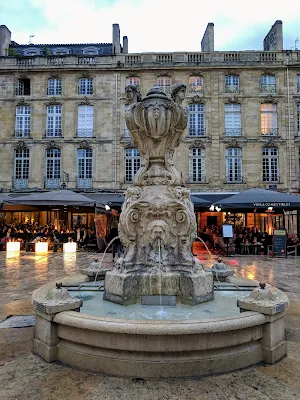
[104,85,214,305]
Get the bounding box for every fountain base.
[103,269,214,305]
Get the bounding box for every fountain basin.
[32,274,288,378]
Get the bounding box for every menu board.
[273,229,287,257]
[222,224,234,238]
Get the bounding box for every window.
[157,76,172,94]
[225,104,241,136]
[14,148,29,189]
[45,148,61,188]
[47,78,62,96]
[125,148,140,183]
[78,78,93,95]
[226,148,242,183]
[15,106,31,138]
[16,78,30,96]
[189,76,203,93]
[261,103,278,136]
[297,104,300,136]
[189,148,206,183]
[297,75,300,93]
[77,105,94,137]
[23,48,40,56]
[77,149,93,188]
[261,75,276,93]
[225,75,239,93]
[188,104,205,136]
[52,48,70,55]
[126,76,140,88]
[263,147,278,182]
[46,105,62,137]
[82,47,98,55]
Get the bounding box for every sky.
[1,0,299,53]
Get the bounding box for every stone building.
[0,20,299,202]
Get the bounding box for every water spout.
[93,236,121,285]
[195,236,213,260]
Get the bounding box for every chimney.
[201,23,214,52]
[112,23,121,54]
[0,25,11,56]
[123,36,128,54]
[263,20,283,51]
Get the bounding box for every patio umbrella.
[4,190,103,208]
[190,195,211,208]
[214,188,300,210]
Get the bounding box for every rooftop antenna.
[28,34,35,44]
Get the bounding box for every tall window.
[46,105,62,137]
[47,78,62,96]
[126,76,140,88]
[77,149,93,188]
[78,78,93,95]
[225,75,239,93]
[14,148,29,189]
[188,104,205,136]
[16,78,30,96]
[263,147,278,182]
[157,76,172,94]
[189,148,206,183]
[189,76,203,93]
[77,105,94,137]
[45,148,61,188]
[225,104,241,136]
[297,104,300,136]
[297,75,300,93]
[15,106,31,138]
[261,74,276,93]
[226,148,242,183]
[125,148,140,183]
[261,103,278,136]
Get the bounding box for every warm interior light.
[63,242,77,253]
[6,242,20,252]
[105,204,111,211]
[267,206,273,211]
[209,205,214,211]
[35,242,48,254]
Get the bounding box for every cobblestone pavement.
[0,251,300,399]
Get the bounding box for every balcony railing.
[225,128,242,136]
[47,56,64,66]
[78,57,95,65]
[156,54,173,63]
[224,84,240,93]
[189,176,206,184]
[261,84,276,93]
[16,57,35,66]
[188,128,206,136]
[45,129,62,137]
[45,178,61,189]
[14,129,30,138]
[77,178,92,189]
[261,128,278,136]
[125,55,141,64]
[13,178,28,189]
[188,85,203,93]
[77,128,93,137]
[224,53,240,62]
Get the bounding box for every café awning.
[214,188,300,210]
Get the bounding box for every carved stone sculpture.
[104,85,214,305]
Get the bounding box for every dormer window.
[82,47,98,55]
[23,47,41,56]
[52,47,70,55]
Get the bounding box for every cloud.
[1,0,299,51]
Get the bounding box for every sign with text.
[273,229,287,257]
[222,224,234,238]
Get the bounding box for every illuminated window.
[263,148,278,182]
[260,103,278,136]
[226,148,242,183]
[189,148,205,183]
[126,76,140,88]
[189,76,203,93]
[225,104,241,136]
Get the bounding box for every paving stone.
[0,315,36,329]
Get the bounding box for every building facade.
[0,20,300,197]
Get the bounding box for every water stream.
[93,236,120,284]
[195,236,213,260]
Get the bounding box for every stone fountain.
[32,84,289,378]
[104,84,213,305]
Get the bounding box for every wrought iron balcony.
[188,128,206,136]
[77,128,93,137]
[225,128,242,136]
[44,178,61,189]
[188,85,203,93]
[226,176,243,183]
[77,178,93,189]
[261,128,278,136]
[45,128,62,137]
[224,84,240,93]
[13,178,28,189]
[14,129,31,138]
[189,176,206,184]
[260,84,276,93]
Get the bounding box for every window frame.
[47,78,62,96]
[260,103,278,136]
[224,103,241,136]
[189,148,206,183]
[125,148,140,183]
[262,147,279,182]
[188,103,205,136]
[226,147,242,183]
[15,105,31,138]
[46,105,62,137]
[78,78,93,95]
[77,105,94,137]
